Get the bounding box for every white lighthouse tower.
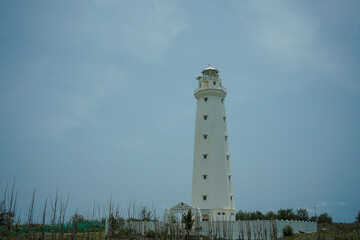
[191,66,235,221]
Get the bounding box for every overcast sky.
[1,0,359,223]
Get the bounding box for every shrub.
[355,210,360,223]
[146,230,156,238]
[283,225,293,237]
[318,213,332,223]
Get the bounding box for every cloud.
[338,201,347,206]
[243,1,360,91]
[69,65,126,122]
[316,200,330,207]
[245,1,319,68]
[92,0,188,61]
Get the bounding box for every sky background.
[1,0,360,223]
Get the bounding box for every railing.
[201,75,221,81]
[194,86,227,95]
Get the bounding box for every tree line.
[235,208,333,223]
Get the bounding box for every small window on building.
[199,83,201,87]
[226,155,230,160]
[223,116,226,122]
[221,99,224,103]
[204,97,208,102]
[203,115,208,120]
[203,195,207,201]
[228,175,231,180]
[225,135,228,141]
[230,195,233,201]
[203,154,208,159]
[222,212,225,215]
[203,174,207,180]
[231,213,234,215]
[220,83,222,87]
[218,212,221,215]
[213,81,216,85]
[203,134,208,139]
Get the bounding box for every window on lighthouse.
[203,134,208,139]
[204,97,208,102]
[203,154,208,159]
[226,155,230,160]
[223,116,226,122]
[202,195,207,201]
[225,135,228,141]
[203,115,208,120]
[203,174,207,180]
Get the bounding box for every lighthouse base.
[200,209,236,221]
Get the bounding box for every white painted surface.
[111,220,317,239]
[191,67,235,221]
[198,220,317,239]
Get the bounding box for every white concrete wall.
[198,220,317,239]
[111,220,317,240]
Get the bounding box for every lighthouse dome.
[201,66,219,76]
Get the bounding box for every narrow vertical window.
[203,134,208,139]
[223,116,226,122]
[203,115,208,120]
[203,174,207,180]
[204,97,208,102]
[230,195,233,201]
[226,155,230,160]
[221,99,224,103]
[228,175,231,180]
[213,81,216,85]
[203,154,208,159]
[225,135,228,141]
[203,195,207,201]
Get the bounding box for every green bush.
[355,210,360,223]
[283,225,293,237]
[318,213,332,223]
[146,230,156,238]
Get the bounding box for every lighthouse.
[191,66,236,221]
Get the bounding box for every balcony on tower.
[194,66,227,95]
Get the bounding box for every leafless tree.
[57,193,69,240]
[246,221,252,240]
[106,195,118,240]
[238,221,245,240]
[40,198,48,240]
[97,202,102,240]
[152,203,159,240]
[269,220,278,240]
[70,210,81,240]
[26,189,36,240]
[1,179,18,240]
[263,221,268,240]
[50,188,60,240]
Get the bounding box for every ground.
[280,223,360,240]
